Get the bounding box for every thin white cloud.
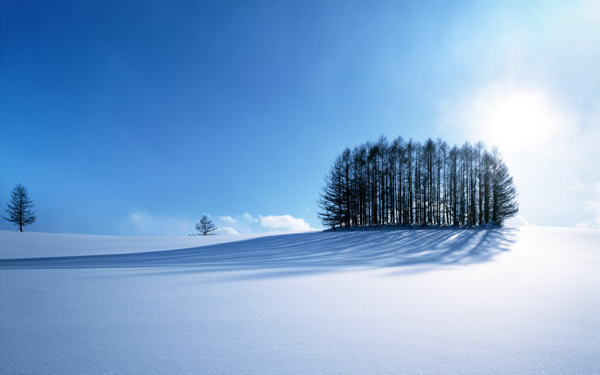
[117,210,195,236]
[579,0,600,21]
[220,216,237,224]
[216,227,240,235]
[576,182,600,229]
[260,215,311,232]
[571,180,586,192]
[240,212,259,222]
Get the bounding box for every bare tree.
[3,184,36,232]
[194,215,218,236]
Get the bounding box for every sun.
[466,86,568,153]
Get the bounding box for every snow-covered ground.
[1,226,599,374]
[0,230,289,259]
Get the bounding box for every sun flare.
[467,87,568,152]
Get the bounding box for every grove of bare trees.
[318,136,518,229]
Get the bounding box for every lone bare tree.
[195,215,218,236]
[3,184,37,232]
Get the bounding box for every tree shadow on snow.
[0,228,517,276]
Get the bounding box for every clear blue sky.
[2,0,599,235]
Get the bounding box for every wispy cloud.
[240,212,259,222]
[576,182,600,229]
[216,226,240,235]
[260,215,311,232]
[220,216,237,224]
[117,210,195,236]
[579,0,600,21]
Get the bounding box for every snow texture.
[1,226,599,374]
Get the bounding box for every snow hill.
[1,227,599,374]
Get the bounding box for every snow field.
[1,226,599,374]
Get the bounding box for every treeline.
[318,136,518,229]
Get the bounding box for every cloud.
[118,211,313,236]
[216,226,240,235]
[240,212,259,222]
[580,0,600,21]
[117,210,195,236]
[260,215,311,232]
[571,180,586,192]
[576,182,600,229]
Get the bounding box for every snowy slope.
[0,229,286,259]
[1,227,599,374]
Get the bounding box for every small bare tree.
[3,184,36,232]
[194,215,218,236]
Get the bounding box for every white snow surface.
[0,230,289,259]
[1,226,599,374]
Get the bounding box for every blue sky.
[1,0,599,235]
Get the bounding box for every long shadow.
[0,228,517,274]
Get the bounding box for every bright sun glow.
[465,86,570,153]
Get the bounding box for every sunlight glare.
[466,87,568,153]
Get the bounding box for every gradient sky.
[1,0,599,235]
